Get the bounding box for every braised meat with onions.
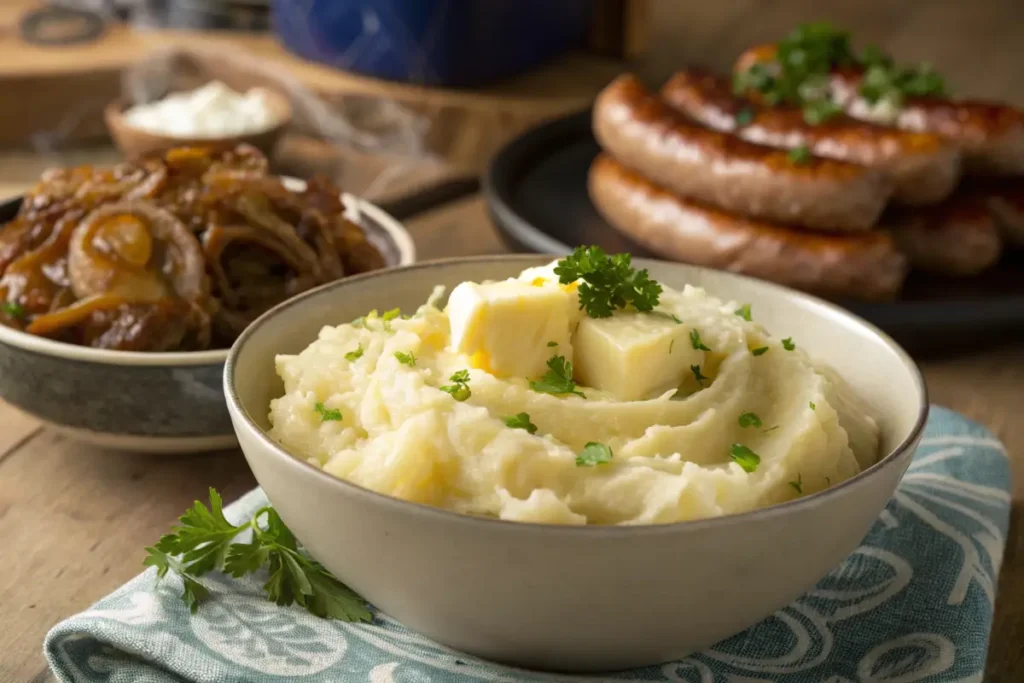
[0,144,386,350]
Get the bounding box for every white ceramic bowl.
[225,256,927,672]
[0,186,414,453]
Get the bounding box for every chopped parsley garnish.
[145,488,369,621]
[787,145,813,165]
[394,351,416,366]
[809,401,816,410]
[825,476,832,486]
[351,315,366,328]
[381,308,401,332]
[669,339,675,354]
[503,412,537,434]
[440,369,471,401]
[576,442,613,467]
[314,401,342,422]
[738,412,763,428]
[790,473,803,494]
[764,425,781,433]
[690,364,709,387]
[554,246,662,318]
[729,444,761,473]
[735,108,754,127]
[1,300,25,320]
[751,346,769,356]
[530,355,586,398]
[782,337,796,351]
[652,311,682,324]
[689,328,711,351]
[547,341,558,347]
[344,345,364,362]
[734,304,752,321]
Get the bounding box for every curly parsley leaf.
[734,304,752,321]
[751,346,769,356]
[554,246,662,318]
[809,401,816,410]
[691,364,709,387]
[344,345,364,362]
[394,351,416,366]
[503,412,538,434]
[547,341,559,347]
[738,412,763,428]
[440,369,472,401]
[530,355,586,398]
[729,444,761,473]
[782,337,796,351]
[381,308,401,332]
[690,328,712,351]
[314,401,342,422]
[576,442,614,467]
[149,490,370,622]
[1,300,25,320]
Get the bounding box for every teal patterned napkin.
[45,406,1011,683]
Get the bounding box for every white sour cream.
[123,81,281,138]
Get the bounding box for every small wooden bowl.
[104,87,292,160]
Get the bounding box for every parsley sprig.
[144,489,370,621]
[1,300,25,320]
[503,412,538,434]
[729,444,761,473]
[314,401,342,422]
[530,355,586,398]
[554,246,662,318]
[576,442,613,467]
[440,370,472,401]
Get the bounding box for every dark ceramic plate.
[0,188,414,452]
[483,110,1024,354]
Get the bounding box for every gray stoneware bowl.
[0,191,415,453]
[225,255,928,672]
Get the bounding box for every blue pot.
[271,0,589,88]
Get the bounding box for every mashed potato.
[269,262,878,525]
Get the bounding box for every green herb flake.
[576,442,614,467]
[809,401,816,410]
[350,316,366,328]
[734,304,752,321]
[763,425,781,433]
[440,369,472,401]
[790,473,804,494]
[729,444,761,473]
[738,412,763,428]
[751,346,770,356]
[689,328,712,351]
[782,337,796,351]
[735,108,755,127]
[554,246,662,318]
[669,339,675,354]
[145,488,370,621]
[344,345,364,362]
[394,351,416,366]
[787,145,813,165]
[652,311,682,324]
[1,300,25,320]
[381,308,402,332]
[530,355,586,398]
[547,341,558,347]
[314,401,342,422]
[503,412,538,434]
[690,364,709,387]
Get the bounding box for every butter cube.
[447,280,573,378]
[572,313,702,401]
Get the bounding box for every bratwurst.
[592,74,892,232]
[659,70,961,206]
[588,153,908,301]
[734,45,1024,176]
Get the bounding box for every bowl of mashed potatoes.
[225,251,927,671]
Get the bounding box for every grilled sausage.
[588,153,908,301]
[592,74,892,232]
[964,178,1024,247]
[659,70,961,206]
[887,193,1003,275]
[734,45,1024,175]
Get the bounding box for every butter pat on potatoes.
[572,313,702,401]
[447,279,575,378]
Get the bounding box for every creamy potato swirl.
[270,273,878,525]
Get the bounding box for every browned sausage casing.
[886,193,1003,276]
[734,45,1024,176]
[588,153,908,301]
[659,70,961,206]
[958,179,1024,248]
[592,74,892,232]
